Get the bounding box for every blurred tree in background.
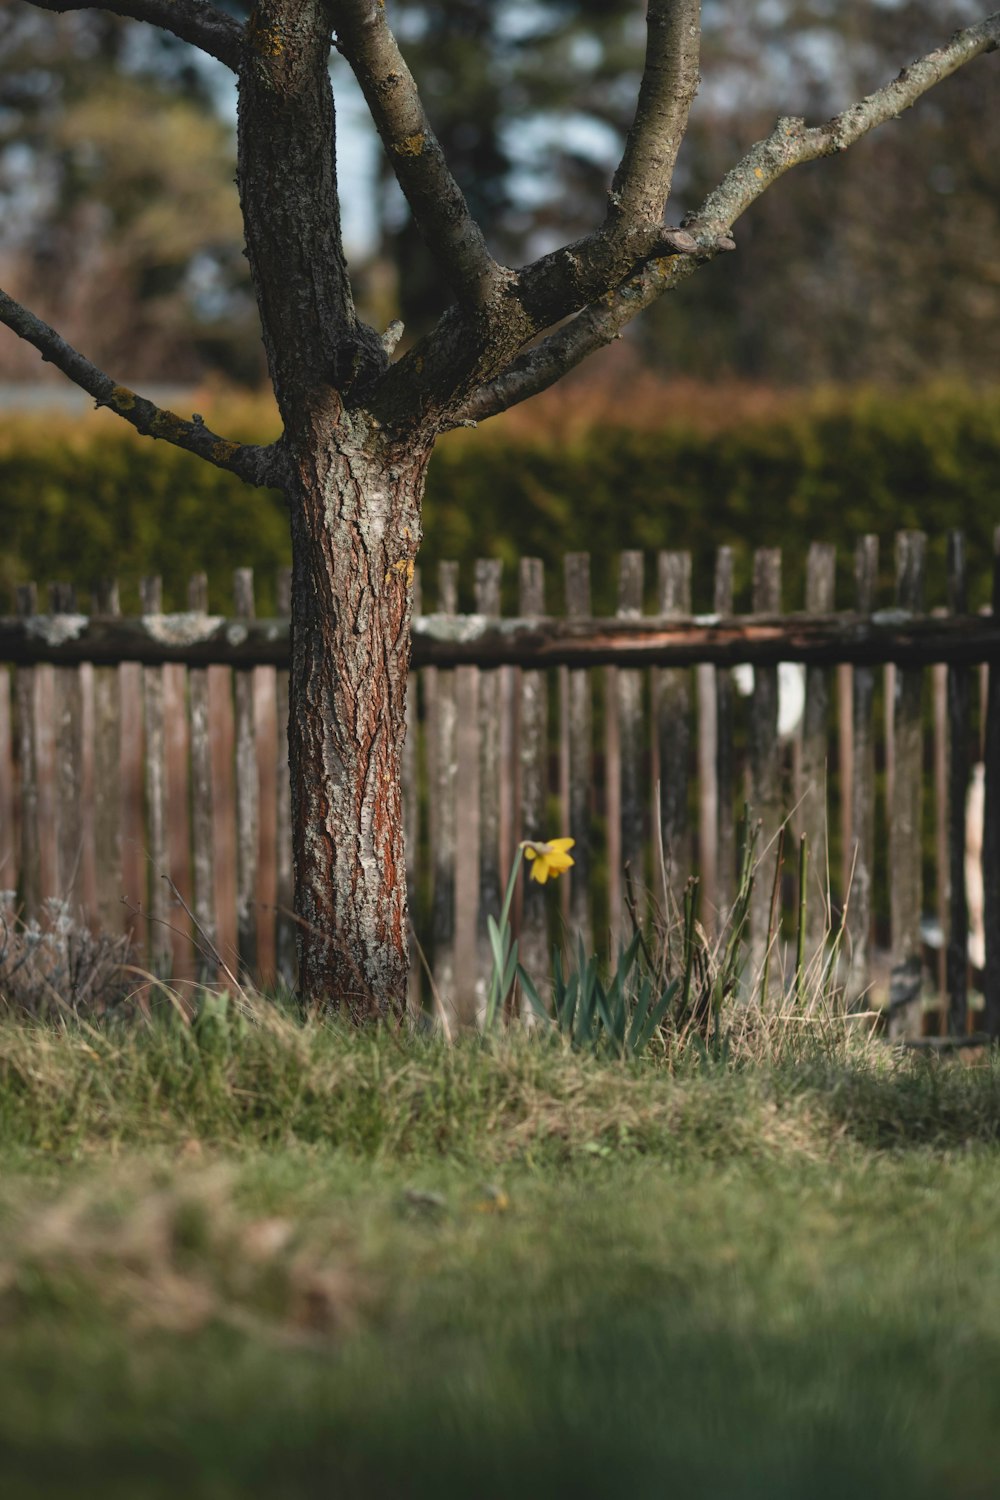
[0,5,262,382]
[651,0,1000,382]
[2,0,998,386]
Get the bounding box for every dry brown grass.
[0,1161,365,1347]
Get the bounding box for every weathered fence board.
[187,573,218,982]
[563,553,593,952]
[984,528,1000,1038]
[801,543,835,959]
[657,551,692,913]
[607,551,644,939]
[233,569,259,979]
[749,548,782,965]
[0,667,12,895]
[888,533,926,1040]
[945,532,970,1035]
[92,578,122,938]
[517,558,549,998]
[474,559,503,1021]
[140,576,170,978]
[4,607,1000,669]
[402,566,421,1016]
[14,584,39,916]
[428,561,458,1022]
[713,548,736,931]
[847,536,878,1007]
[274,566,295,988]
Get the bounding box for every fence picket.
[254,637,278,987]
[209,661,237,974]
[119,655,144,953]
[946,532,970,1035]
[847,536,878,1007]
[657,551,692,913]
[474,560,503,1020]
[51,583,84,907]
[92,580,122,937]
[517,558,549,1000]
[802,543,836,961]
[714,549,735,930]
[696,665,717,929]
[163,660,193,980]
[563,553,593,951]
[429,561,458,1023]
[749,548,782,965]
[187,573,218,982]
[14,584,39,917]
[275,567,295,987]
[402,565,421,1014]
[888,531,926,1039]
[139,577,170,976]
[0,662,11,896]
[609,552,644,938]
[233,569,259,978]
[983,527,1000,1038]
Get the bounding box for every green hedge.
[2,383,999,615]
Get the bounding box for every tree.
[2,1,998,1019]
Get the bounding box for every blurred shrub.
[1,382,999,615]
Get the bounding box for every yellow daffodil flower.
[521,838,575,884]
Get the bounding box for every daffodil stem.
[485,847,525,1029]
[499,847,524,937]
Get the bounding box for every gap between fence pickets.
[1,541,998,1039]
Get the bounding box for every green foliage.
[0,415,289,613]
[519,934,680,1058]
[424,382,1000,613]
[3,383,998,613]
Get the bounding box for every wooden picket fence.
[1,530,999,1037]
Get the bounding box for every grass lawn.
[1,1004,999,1498]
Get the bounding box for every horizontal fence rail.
[1,610,1000,669]
[1,528,999,1040]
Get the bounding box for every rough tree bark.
[284,421,428,1017]
[2,0,998,1018]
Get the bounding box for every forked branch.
[24,0,243,70]
[464,10,1000,425]
[331,0,505,308]
[0,288,283,487]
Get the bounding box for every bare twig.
[692,13,1000,242]
[0,288,283,488]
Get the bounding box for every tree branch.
[689,11,1000,242]
[24,0,244,70]
[512,1,702,335]
[460,11,1000,425]
[0,287,283,487]
[453,251,705,427]
[608,0,702,231]
[331,0,506,308]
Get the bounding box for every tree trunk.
[286,423,428,1020]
